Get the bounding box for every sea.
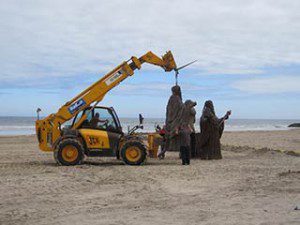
[0,116,298,136]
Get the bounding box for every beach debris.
[279,170,300,177]
[288,123,300,128]
[294,205,300,210]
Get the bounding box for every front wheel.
[54,138,84,166]
[121,141,146,165]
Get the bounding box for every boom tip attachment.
[174,60,198,85]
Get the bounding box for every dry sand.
[0,130,299,225]
[222,129,300,154]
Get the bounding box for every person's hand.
[225,110,231,119]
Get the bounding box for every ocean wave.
[225,125,289,131]
[0,118,297,135]
[0,125,35,130]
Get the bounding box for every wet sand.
[0,130,299,225]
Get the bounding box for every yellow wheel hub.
[62,145,78,162]
[125,146,141,162]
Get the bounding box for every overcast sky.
[0,0,300,119]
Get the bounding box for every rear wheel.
[121,141,146,165]
[54,138,84,166]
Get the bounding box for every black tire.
[54,138,84,166]
[121,141,146,166]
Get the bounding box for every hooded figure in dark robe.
[163,85,183,155]
[198,100,231,159]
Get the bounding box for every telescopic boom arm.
[36,51,177,151]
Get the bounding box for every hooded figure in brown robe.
[198,100,230,159]
[186,100,197,157]
[179,100,197,157]
[178,100,197,164]
[163,85,183,154]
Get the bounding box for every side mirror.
[36,108,41,120]
[139,114,144,125]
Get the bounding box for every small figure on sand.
[156,125,167,159]
[198,100,231,160]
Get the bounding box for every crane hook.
[174,60,197,85]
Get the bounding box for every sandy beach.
[0,130,299,225]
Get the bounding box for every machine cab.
[72,106,123,133]
[71,106,123,156]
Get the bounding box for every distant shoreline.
[0,117,299,136]
[1,128,299,137]
[0,116,300,120]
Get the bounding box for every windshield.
[92,108,117,130]
[74,107,120,132]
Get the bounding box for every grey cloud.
[1,0,300,85]
[231,75,300,94]
[110,82,213,96]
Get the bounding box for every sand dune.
[0,131,299,225]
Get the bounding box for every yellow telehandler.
[35,51,177,166]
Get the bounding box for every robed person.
[198,100,231,159]
[160,85,183,158]
[178,100,197,164]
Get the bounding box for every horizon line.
[0,116,300,121]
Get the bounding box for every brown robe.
[197,101,226,160]
[178,100,196,147]
[187,101,196,157]
[165,86,183,152]
[179,100,197,154]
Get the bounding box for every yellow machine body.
[79,129,110,149]
[35,51,177,164]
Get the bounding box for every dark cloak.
[165,85,183,152]
[197,100,226,159]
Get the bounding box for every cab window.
[73,109,92,127]
[91,108,118,131]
